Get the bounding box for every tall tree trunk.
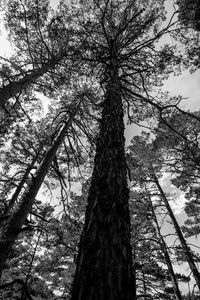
[21,229,43,300]
[142,271,147,298]
[132,246,137,300]
[5,153,40,215]
[0,102,80,280]
[0,56,64,107]
[152,172,200,292]
[148,194,182,300]
[71,65,135,299]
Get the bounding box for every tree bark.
[149,194,182,300]
[0,67,48,107]
[0,102,80,280]
[0,55,64,107]
[71,67,135,299]
[152,172,200,292]
[6,153,39,214]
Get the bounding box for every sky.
[163,69,200,111]
[0,12,13,57]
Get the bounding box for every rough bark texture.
[153,173,200,292]
[71,74,135,299]
[0,104,79,279]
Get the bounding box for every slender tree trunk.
[0,55,64,107]
[132,246,137,300]
[71,63,134,299]
[152,173,200,292]
[21,229,43,300]
[0,102,80,280]
[148,194,182,300]
[5,153,39,214]
[0,67,47,107]
[142,271,147,298]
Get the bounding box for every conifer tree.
[69,0,176,298]
[0,95,83,279]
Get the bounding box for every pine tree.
[0,0,75,107]
[128,132,200,294]
[69,0,176,298]
[0,97,81,279]
[0,0,188,298]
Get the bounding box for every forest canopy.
[0,0,200,299]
